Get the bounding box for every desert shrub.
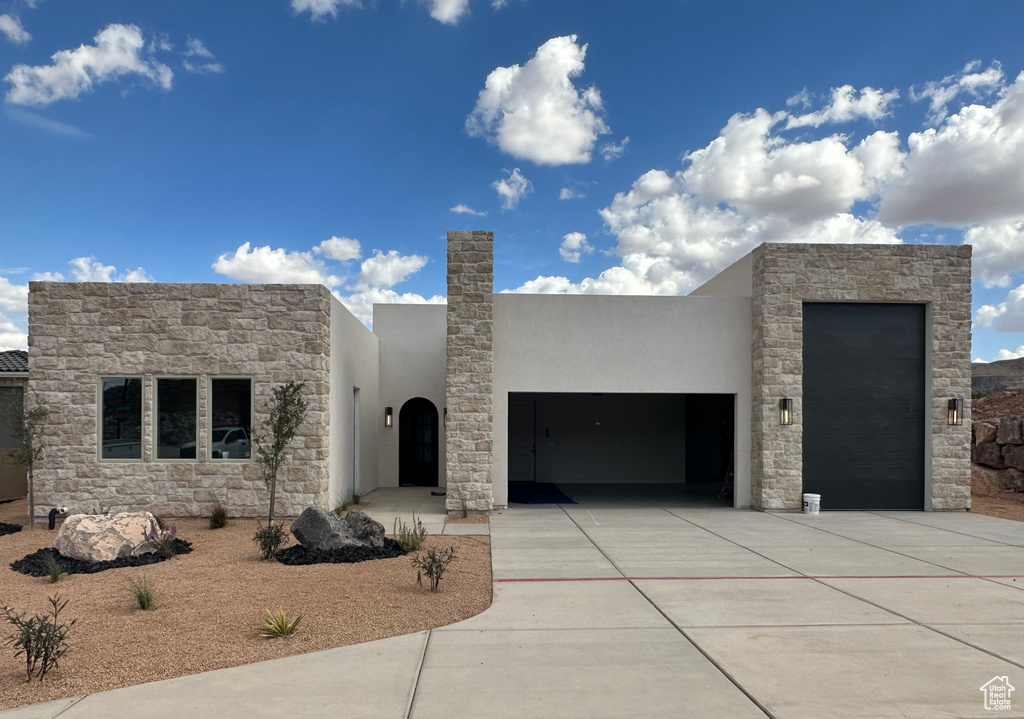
[127,575,155,610]
[253,522,288,560]
[972,390,990,400]
[3,594,76,682]
[209,502,228,529]
[394,513,428,552]
[411,546,457,592]
[43,553,64,584]
[145,524,179,558]
[257,609,302,638]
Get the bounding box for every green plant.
[257,609,302,638]
[253,522,288,560]
[43,553,63,584]
[972,390,990,400]
[145,524,178,558]
[333,493,364,516]
[394,513,428,552]
[459,496,468,519]
[3,594,76,682]
[0,392,48,531]
[127,575,155,610]
[253,381,309,525]
[209,502,228,529]
[411,546,457,592]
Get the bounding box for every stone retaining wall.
[971,418,1024,495]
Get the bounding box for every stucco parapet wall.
[446,231,495,511]
[750,243,972,511]
[27,282,333,521]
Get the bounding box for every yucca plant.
[43,553,63,584]
[394,513,428,552]
[257,609,302,638]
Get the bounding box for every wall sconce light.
[947,398,963,426]
[443,407,449,427]
[384,406,393,428]
[779,398,793,425]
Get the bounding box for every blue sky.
[2,1,1024,362]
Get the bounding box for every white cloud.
[877,71,1024,227]
[0,276,28,315]
[600,137,629,161]
[786,85,899,129]
[558,232,593,263]
[466,35,610,165]
[0,316,26,352]
[996,346,1024,361]
[911,60,1004,124]
[559,187,584,200]
[5,108,89,136]
[450,204,486,216]
[292,0,360,20]
[0,15,30,44]
[314,236,361,262]
[965,221,1024,288]
[355,250,428,291]
[212,243,341,286]
[66,257,152,283]
[334,288,445,326]
[425,0,471,24]
[976,284,1024,332]
[493,167,532,210]
[5,24,173,106]
[182,36,223,75]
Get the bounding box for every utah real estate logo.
[981,676,1014,711]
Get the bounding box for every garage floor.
[7,493,1024,719]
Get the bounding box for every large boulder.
[290,507,385,551]
[974,420,998,446]
[972,465,1003,496]
[973,441,1005,469]
[1004,468,1024,492]
[1005,445,1024,472]
[997,417,1024,445]
[53,512,160,562]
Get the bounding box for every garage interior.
[508,392,734,506]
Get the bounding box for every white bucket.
[802,493,821,515]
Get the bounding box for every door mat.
[507,482,576,504]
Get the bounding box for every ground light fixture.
[384,406,393,428]
[779,398,794,425]
[947,398,964,426]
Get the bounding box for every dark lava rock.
[0,522,22,537]
[290,507,385,551]
[10,539,192,577]
[275,537,405,565]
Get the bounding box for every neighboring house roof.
[0,350,28,373]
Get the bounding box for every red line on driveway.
[496,575,1024,582]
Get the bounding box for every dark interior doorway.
[399,397,439,487]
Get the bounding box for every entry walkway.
[5,492,1024,719]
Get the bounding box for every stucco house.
[22,231,973,523]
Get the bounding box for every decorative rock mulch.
[0,522,22,537]
[274,538,406,566]
[10,540,193,577]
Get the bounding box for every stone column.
[445,230,494,512]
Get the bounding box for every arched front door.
[399,398,438,487]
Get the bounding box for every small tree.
[0,392,47,531]
[254,381,308,525]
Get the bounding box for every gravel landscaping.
[0,499,491,710]
[11,541,194,577]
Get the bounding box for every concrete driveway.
[5,488,1024,719]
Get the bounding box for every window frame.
[97,376,144,463]
[153,375,200,463]
[208,376,254,463]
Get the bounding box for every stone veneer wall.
[27,282,333,520]
[445,230,494,512]
[750,243,973,510]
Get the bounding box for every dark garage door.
[802,303,925,510]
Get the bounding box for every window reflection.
[157,378,197,459]
[101,378,142,460]
[211,379,252,459]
